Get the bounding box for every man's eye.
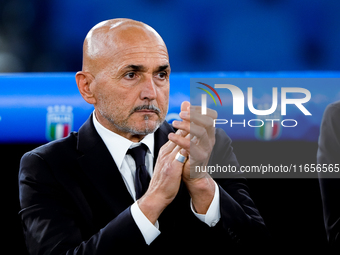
[157,72,167,79]
[125,72,136,79]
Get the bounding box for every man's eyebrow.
[122,64,170,72]
[123,65,147,71]
[156,64,170,72]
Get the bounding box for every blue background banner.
[0,72,339,143]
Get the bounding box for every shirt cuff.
[190,181,221,227]
[130,201,160,245]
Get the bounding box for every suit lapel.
[76,115,134,216]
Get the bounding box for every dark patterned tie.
[127,144,150,200]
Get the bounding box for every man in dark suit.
[19,18,270,254]
[318,100,340,252]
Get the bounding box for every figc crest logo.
[46,105,73,141]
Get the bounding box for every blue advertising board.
[0,72,339,143]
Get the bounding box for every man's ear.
[75,71,96,105]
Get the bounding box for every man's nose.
[140,75,157,100]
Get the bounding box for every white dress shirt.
[92,113,220,245]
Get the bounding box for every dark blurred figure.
[317,100,340,253]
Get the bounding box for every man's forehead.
[113,44,168,60]
[83,19,169,74]
[115,49,170,73]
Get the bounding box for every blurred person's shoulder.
[326,100,340,111]
[323,100,340,120]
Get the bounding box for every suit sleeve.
[211,128,271,247]
[19,152,147,255]
[317,102,340,249]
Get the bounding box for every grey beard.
[111,114,163,135]
[98,105,164,135]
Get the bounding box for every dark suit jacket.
[19,114,270,254]
[318,100,340,251]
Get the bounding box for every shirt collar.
[92,112,154,169]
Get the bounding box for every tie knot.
[127,144,148,167]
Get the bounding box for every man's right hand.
[137,133,186,224]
